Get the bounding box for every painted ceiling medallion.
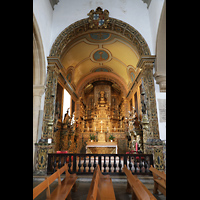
[89,32,110,40]
[87,7,110,29]
[90,48,112,63]
[93,50,109,61]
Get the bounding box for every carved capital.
[154,72,166,92]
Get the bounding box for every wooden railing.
[47,153,153,175]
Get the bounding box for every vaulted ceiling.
[60,31,141,94]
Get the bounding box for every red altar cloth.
[56,151,73,162]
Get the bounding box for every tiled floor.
[33,175,166,200]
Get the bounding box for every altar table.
[86,141,118,154]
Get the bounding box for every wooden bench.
[123,165,156,200]
[33,163,77,200]
[87,165,116,200]
[149,165,166,196]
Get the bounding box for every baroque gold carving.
[87,7,110,29]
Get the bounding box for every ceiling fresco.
[61,31,140,91]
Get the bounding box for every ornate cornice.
[136,56,156,70]
[47,57,78,100]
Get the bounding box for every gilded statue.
[99,91,106,104]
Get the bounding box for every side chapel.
[33,1,166,173]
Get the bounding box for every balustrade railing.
[81,128,125,132]
[47,153,153,175]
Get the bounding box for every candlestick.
[136,142,138,152]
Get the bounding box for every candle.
[136,142,138,152]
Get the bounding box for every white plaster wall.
[148,0,164,54]
[154,75,166,141]
[51,0,154,54]
[33,0,53,67]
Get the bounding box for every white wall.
[33,0,53,67]
[154,72,166,141]
[148,0,164,54]
[51,0,154,54]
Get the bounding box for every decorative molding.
[87,7,110,29]
[136,55,156,70]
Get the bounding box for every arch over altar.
[35,7,164,173]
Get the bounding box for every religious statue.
[63,108,70,125]
[99,91,106,105]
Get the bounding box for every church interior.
[33,0,166,199]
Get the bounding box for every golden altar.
[86,141,118,154]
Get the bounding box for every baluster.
[114,156,117,173]
[124,155,127,168]
[119,155,122,173]
[78,156,82,172]
[68,155,72,173]
[83,156,86,173]
[58,155,61,169]
[88,155,91,173]
[134,157,138,173]
[144,159,148,173]
[53,155,57,172]
[129,155,132,172]
[139,157,143,173]
[108,156,111,173]
[103,156,107,173]
[134,156,138,174]
[73,154,76,173]
[93,155,96,169]
[98,155,102,171]
[64,154,67,166]
[144,156,149,173]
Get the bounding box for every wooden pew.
[86,165,116,200]
[123,165,156,200]
[33,163,77,200]
[149,165,166,196]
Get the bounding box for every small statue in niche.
[99,91,106,104]
[63,108,70,125]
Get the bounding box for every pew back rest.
[149,165,166,181]
[33,164,68,199]
[123,165,150,200]
[87,166,98,200]
[33,178,49,199]
[91,167,100,200]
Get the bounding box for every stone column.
[138,56,164,171]
[137,56,159,139]
[33,85,45,168]
[42,64,59,140]
[35,60,60,172]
